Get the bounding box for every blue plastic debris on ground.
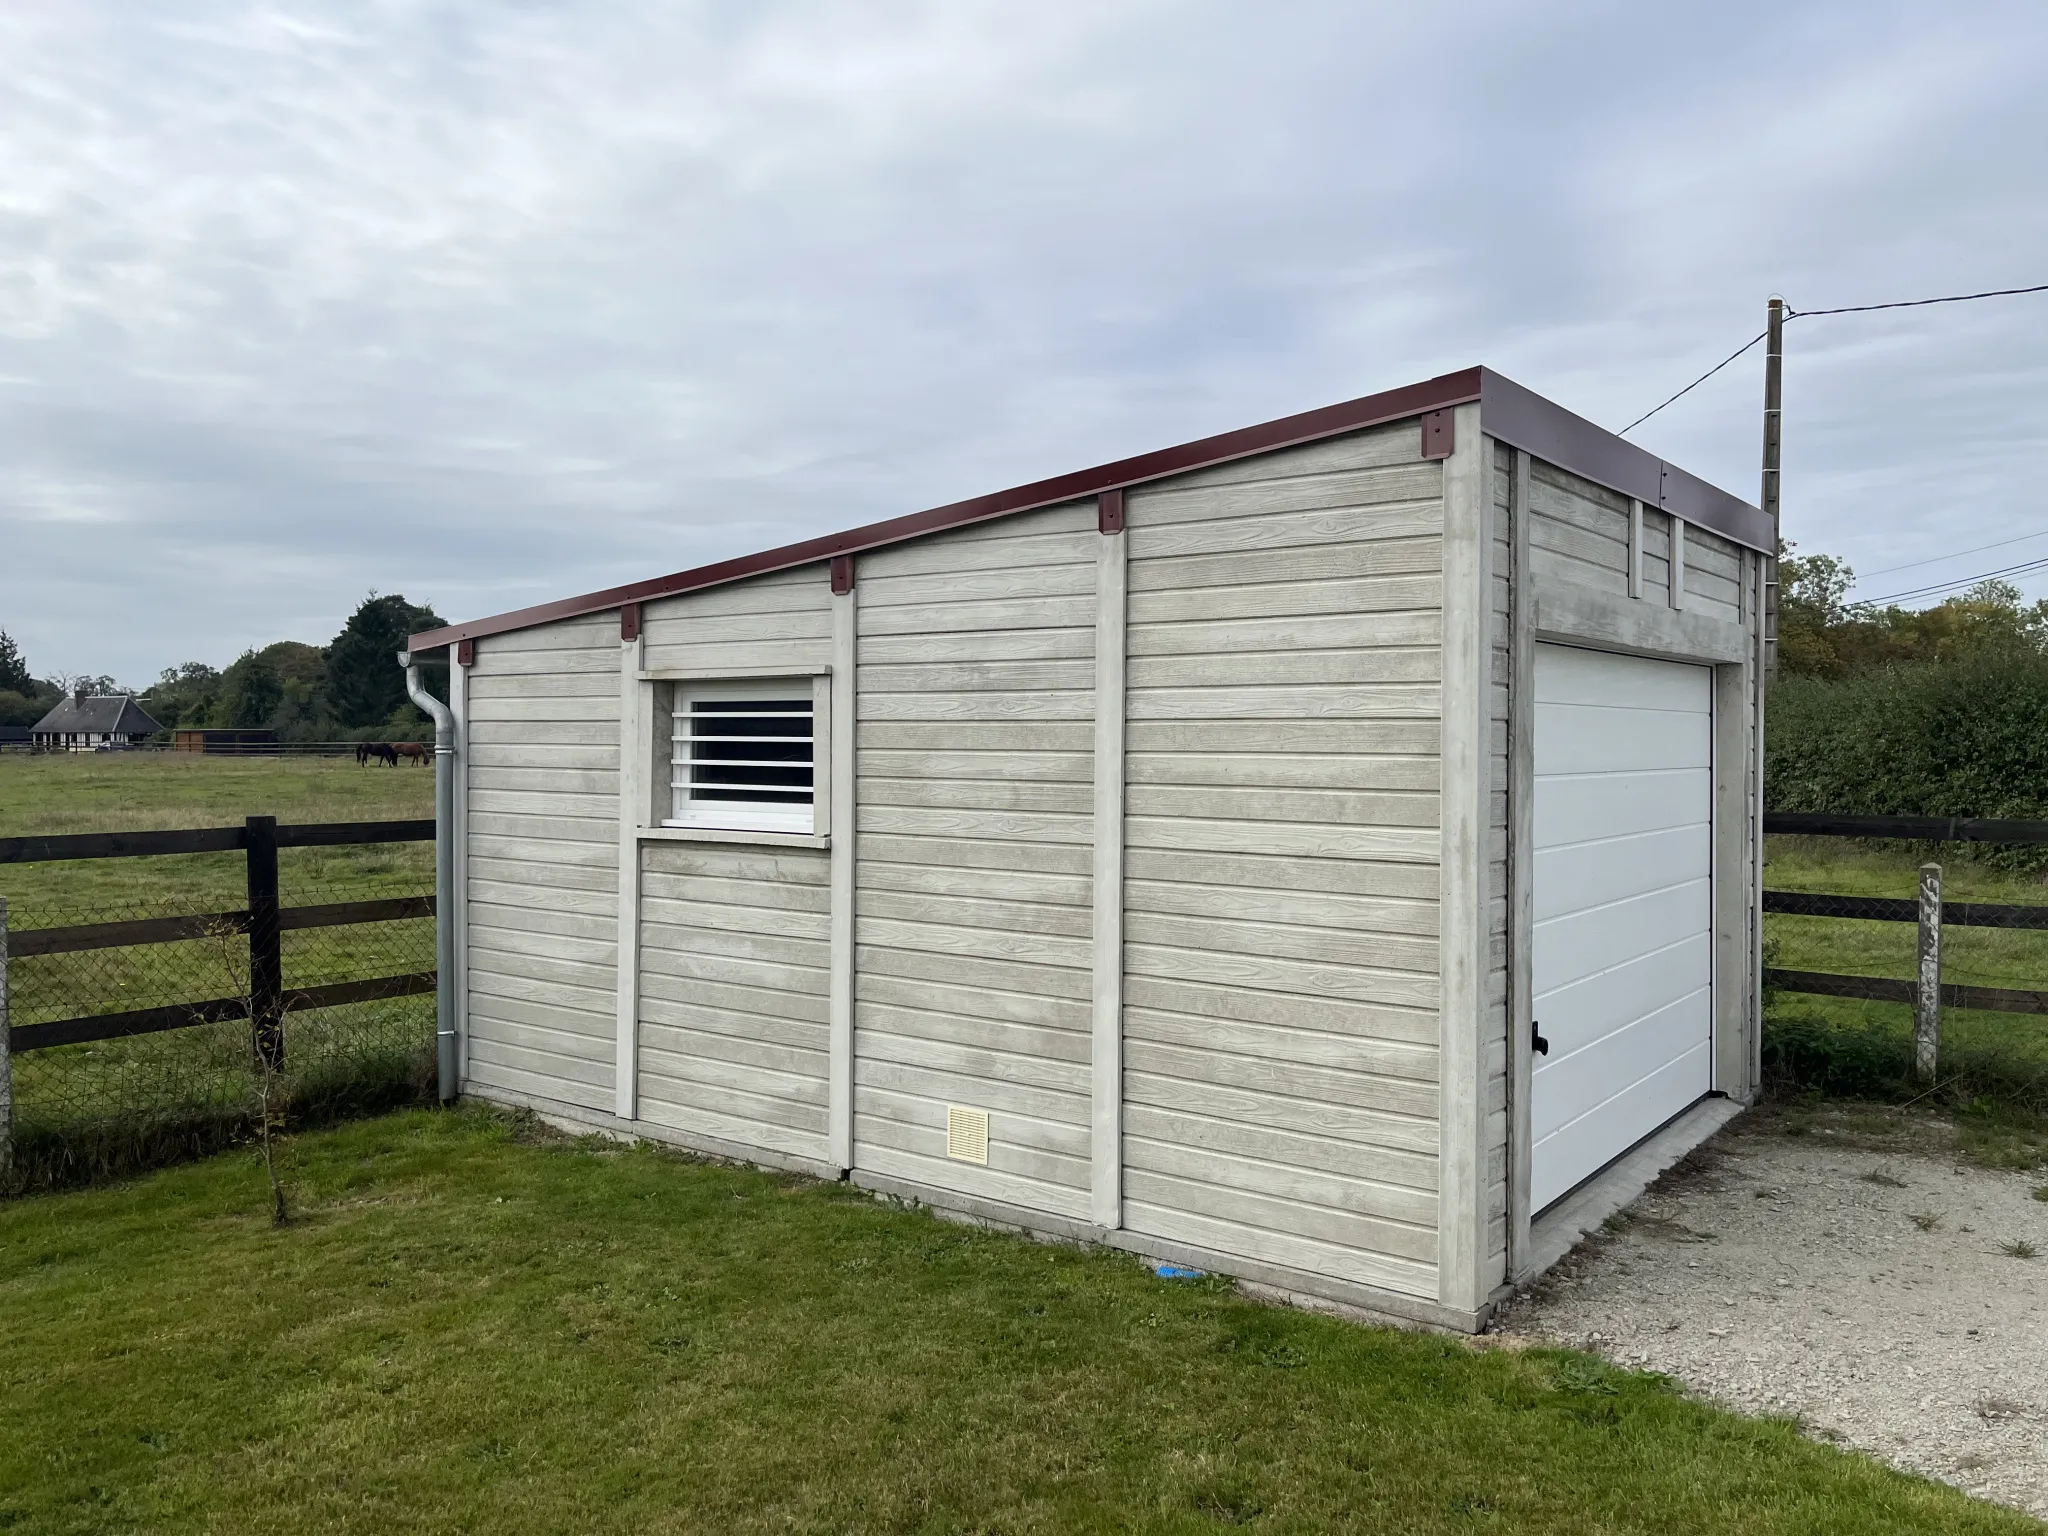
[1154,1264,1205,1279]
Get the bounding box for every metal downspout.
[400,651,458,1103]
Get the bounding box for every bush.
[1762,1002,2048,1120]
[1761,1007,1916,1100]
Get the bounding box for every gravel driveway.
[1494,1105,2048,1521]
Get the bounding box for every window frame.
[662,677,819,836]
[634,668,832,848]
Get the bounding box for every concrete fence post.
[1,895,12,1184]
[1915,863,1942,1084]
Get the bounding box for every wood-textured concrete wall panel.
[641,567,833,677]
[1683,524,1745,626]
[852,500,1099,1224]
[636,841,831,1162]
[462,613,621,1113]
[1121,422,1444,1301]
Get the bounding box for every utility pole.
[1761,294,1785,678]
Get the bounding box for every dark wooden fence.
[1,816,435,1057]
[1764,811,2048,1017]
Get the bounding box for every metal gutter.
[410,365,1767,654]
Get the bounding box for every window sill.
[638,825,830,851]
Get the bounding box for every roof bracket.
[1421,409,1455,460]
[455,639,474,666]
[1097,489,1125,535]
[620,603,640,642]
[830,554,855,595]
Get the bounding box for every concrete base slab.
[1520,1095,1745,1285]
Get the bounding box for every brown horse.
[393,741,430,767]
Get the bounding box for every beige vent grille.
[945,1105,990,1165]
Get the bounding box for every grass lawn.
[0,1110,2032,1536]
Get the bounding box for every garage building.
[408,366,1769,1332]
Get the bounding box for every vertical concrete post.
[1915,863,1942,1084]
[827,571,858,1173]
[1436,402,1493,1317]
[614,616,645,1122]
[1090,496,1128,1233]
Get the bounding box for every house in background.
[31,694,162,751]
[409,365,1770,1333]
[0,724,31,750]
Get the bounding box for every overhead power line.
[1618,330,1770,436]
[1618,281,2048,436]
[1785,283,2048,319]
[1859,554,2048,607]
[1857,527,2048,579]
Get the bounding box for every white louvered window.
[666,681,815,835]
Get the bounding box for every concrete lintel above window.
[637,826,830,851]
[1534,588,1748,666]
[638,663,832,682]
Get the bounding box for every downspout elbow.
[400,653,455,747]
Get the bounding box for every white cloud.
[0,0,2043,682]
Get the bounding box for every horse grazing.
[394,742,430,767]
[357,741,399,767]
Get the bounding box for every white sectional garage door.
[1532,644,1714,1212]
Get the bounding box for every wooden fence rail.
[0,818,435,865]
[1764,968,2048,1017]
[10,897,436,958]
[1764,811,2048,845]
[1763,810,2048,1020]
[1,816,436,1059]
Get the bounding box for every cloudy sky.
[3,0,2045,686]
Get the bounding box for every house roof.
[411,365,1769,655]
[32,695,163,736]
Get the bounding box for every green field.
[1,753,437,1188]
[0,751,433,918]
[0,1107,2032,1536]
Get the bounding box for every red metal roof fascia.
[408,368,1485,652]
[1477,369,1772,554]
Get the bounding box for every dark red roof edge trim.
[411,365,1766,653]
[1477,370,1772,552]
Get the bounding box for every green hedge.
[1767,650,2048,868]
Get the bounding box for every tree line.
[0,594,446,740]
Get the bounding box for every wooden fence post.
[245,816,284,1071]
[1,895,12,1183]
[1915,862,1942,1083]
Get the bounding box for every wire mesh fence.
[1,818,437,1191]
[1763,885,2048,1010]
[1761,818,2048,1114]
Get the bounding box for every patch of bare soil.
[1494,1106,2048,1521]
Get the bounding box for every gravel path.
[1494,1106,2048,1521]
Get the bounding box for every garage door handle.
[1532,1020,1549,1057]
